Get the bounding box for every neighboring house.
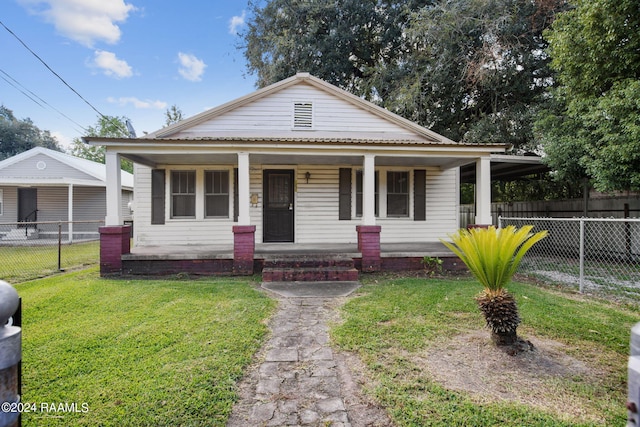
[0,147,133,242]
[85,73,507,276]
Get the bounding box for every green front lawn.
[332,276,640,426]
[0,241,99,283]
[16,268,276,427]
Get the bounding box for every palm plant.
[441,225,548,347]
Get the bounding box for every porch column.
[237,152,251,225]
[233,152,255,275]
[475,156,493,225]
[358,154,381,272]
[362,154,376,226]
[99,149,129,276]
[67,184,73,243]
[104,149,122,226]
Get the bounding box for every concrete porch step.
[262,266,359,283]
[261,254,359,283]
[263,255,355,269]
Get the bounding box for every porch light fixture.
[305,171,311,183]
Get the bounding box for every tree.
[0,105,62,160]
[164,104,183,127]
[539,0,640,191]
[242,0,564,152]
[441,225,547,352]
[70,115,133,172]
[380,0,563,148]
[242,0,432,100]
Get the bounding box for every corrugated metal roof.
[84,135,507,148]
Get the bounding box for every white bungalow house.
[85,73,505,276]
[0,147,133,242]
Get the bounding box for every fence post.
[498,216,503,229]
[58,222,62,271]
[579,218,585,293]
[0,281,21,427]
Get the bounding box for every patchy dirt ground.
[414,330,609,423]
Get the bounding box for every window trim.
[386,170,410,218]
[0,189,3,216]
[165,167,234,222]
[170,170,196,219]
[204,170,230,218]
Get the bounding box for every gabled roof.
[0,147,134,188]
[148,73,460,145]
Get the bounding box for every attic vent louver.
[293,102,313,129]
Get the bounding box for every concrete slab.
[261,281,361,298]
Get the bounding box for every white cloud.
[107,96,167,110]
[51,130,73,149]
[177,52,206,82]
[19,0,136,47]
[229,10,246,35]
[93,50,133,78]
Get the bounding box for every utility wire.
[0,19,133,138]
[0,68,89,133]
[0,19,106,119]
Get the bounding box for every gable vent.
[293,102,313,129]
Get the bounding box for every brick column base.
[233,225,256,275]
[467,224,492,230]
[356,225,381,272]
[99,225,131,276]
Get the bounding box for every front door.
[263,170,294,242]
[17,188,37,224]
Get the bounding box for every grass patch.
[332,276,640,426]
[16,267,276,426]
[0,241,99,283]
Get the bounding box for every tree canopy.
[242,0,563,151]
[0,105,62,160]
[538,0,640,191]
[70,115,133,172]
[164,104,184,127]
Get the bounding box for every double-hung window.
[387,171,409,217]
[205,170,229,218]
[171,171,196,218]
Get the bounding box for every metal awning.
[460,154,550,183]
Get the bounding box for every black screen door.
[263,170,294,242]
[18,188,37,223]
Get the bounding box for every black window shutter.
[414,169,426,221]
[151,169,165,225]
[233,168,239,222]
[339,168,352,220]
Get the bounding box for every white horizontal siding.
[0,187,17,222]
[178,85,419,138]
[295,166,358,244]
[133,163,458,247]
[133,165,237,246]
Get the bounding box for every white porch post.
[104,149,122,226]
[237,152,251,225]
[68,184,73,243]
[362,154,376,226]
[475,156,493,225]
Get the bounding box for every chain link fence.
[500,216,640,304]
[0,220,103,283]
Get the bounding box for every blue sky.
[1,0,258,148]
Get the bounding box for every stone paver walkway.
[227,296,391,427]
